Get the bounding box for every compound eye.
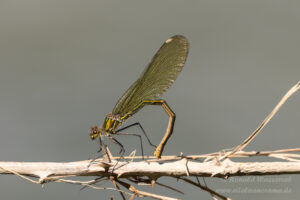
[90,126,99,140]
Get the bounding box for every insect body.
[90,35,189,158]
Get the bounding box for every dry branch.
[1,81,300,200]
[0,151,299,200]
[1,157,300,181]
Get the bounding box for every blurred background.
[1,1,300,199]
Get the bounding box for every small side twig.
[180,177,230,200]
[225,81,300,158]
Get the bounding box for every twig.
[115,178,178,200]
[58,178,133,196]
[180,177,230,200]
[225,82,300,158]
[110,176,126,200]
[1,157,300,179]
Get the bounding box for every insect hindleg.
[116,122,157,148]
[121,99,175,159]
[114,131,145,159]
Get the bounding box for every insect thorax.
[102,113,122,134]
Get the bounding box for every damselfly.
[90,35,189,158]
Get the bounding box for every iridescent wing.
[112,35,189,117]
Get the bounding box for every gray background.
[0,0,300,199]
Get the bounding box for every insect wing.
[112,35,189,117]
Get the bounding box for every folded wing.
[112,35,189,117]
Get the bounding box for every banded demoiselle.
[90,35,189,158]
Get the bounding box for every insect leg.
[145,100,175,159]
[108,135,125,155]
[114,131,145,159]
[116,122,157,147]
[121,99,175,158]
[98,135,103,153]
[88,136,108,167]
[107,135,126,172]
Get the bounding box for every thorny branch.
[0,148,300,199]
[0,81,300,200]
